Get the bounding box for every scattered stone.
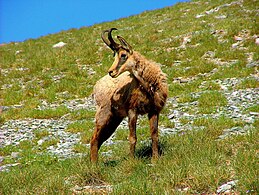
[246,61,259,68]
[234,36,243,41]
[215,15,227,19]
[232,42,240,48]
[52,42,66,48]
[15,50,22,55]
[217,180,238,194]
[72,185,113,194]
[179,36,191,48]
[0,163,21,172]
[160,128,178,136]
[196,0,243,18]
[195,14,205,18]
[249,112,259,117]
[218,125,254,140]
[11,152,20,159]
[0,156,4,163]
[173,77,192,83]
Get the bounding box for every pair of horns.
[101,28,132,54]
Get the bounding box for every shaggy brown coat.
[91,51,168,162]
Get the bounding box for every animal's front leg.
[149,113,159,160]
[128,109,137,158]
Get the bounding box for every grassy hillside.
[0,0,258,194]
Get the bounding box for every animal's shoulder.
[93,71,137,106]
[94,71,134,90]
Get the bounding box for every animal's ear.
[117,36,133,54]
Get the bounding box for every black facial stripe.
[117,54,127,67]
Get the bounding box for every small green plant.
[114,128,128,141]
[66,120,93,133]
[34,129,50,139]
[41,138,60,150]
[177,93,197,103]
[80,131,94,144]
[211,62,254,80]
[202,81,221,90]
[245,105,259,113]
[236,77,259,89]
[73,143,88,153]
[198,91,228,113]
[69,109,95,120]
[179,117,190,125]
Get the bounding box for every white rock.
[232,42,240,48]
[217,180,238,193]
[234,36,243,41]
[15,50,22,55]
[215,15,227,19]
[11,152,20,159]
[52,42,66,48]
[37,139,44,145]
[195,14,205,18]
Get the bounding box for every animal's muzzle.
[108,70,117,78]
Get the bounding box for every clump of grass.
[245,105,259,113]
[66,120,94,133]
[114,128,128,141]
[179,117,190,125]
[211,62,254,79]
[34,129,50,139]
[67,120,94,144]
[18,140,34,150]
[69,109,95,120]
[169,80,202,97]
[160,115,175,128]
[29,106,70,119]
[73,143,88,153]
[236,77,259,89]
[198,91,228,114]
[41,138,60,150]
[0,145,18,156]
[202,81,221,90]
[193,116,244,132]
[1,106,70,121]
[1,90,24,106]
[177,92,197,103]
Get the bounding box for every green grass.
[0,128,257,194]
[0,0,258,194]
[66,120,94,144]
[236,77,259,89]
[198,91,228,114]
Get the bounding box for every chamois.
[90,28,168,163]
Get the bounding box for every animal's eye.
[121,54,127,60]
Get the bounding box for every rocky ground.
[1,72,258,167]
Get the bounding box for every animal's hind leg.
[128,110,137,158]
[149,113,159,160]
[90,108,123,163]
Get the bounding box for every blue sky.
[0,0,187,44]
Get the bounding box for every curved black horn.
[101,30,110,48]
[101,28,119,51]
[117,35,133,54]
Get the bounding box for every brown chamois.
[90,28,168,163]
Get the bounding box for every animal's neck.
[131,52,163,95]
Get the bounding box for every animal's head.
[101,28,134,78]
